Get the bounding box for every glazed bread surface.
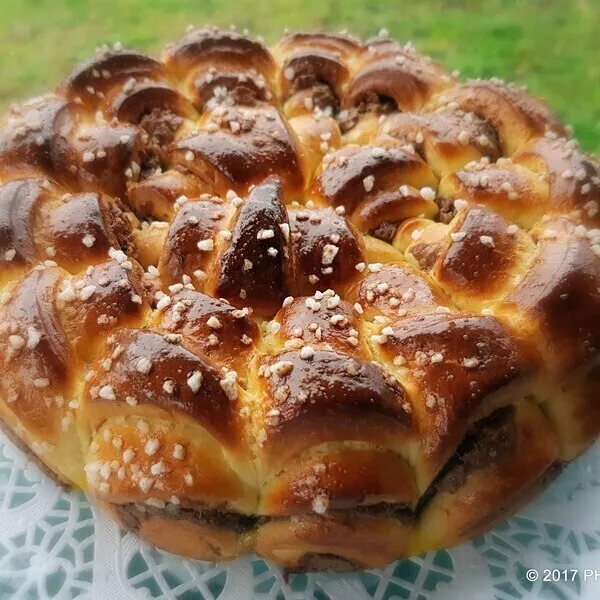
[1,27,600,571]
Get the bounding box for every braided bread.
[1,27,599,572]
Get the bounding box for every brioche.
[1,27,599,572]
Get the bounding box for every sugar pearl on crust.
[450,231,466,242]
[207,316,223,329]
[82,234,96,248]
[362,175,375,192]
[187,371,203,393]
[312,494,329,514]
[173,444,185,460]
[462,357,480,369]
[420,187,436,201]
[136,357,152,374]
[220,371,238,400]
[479,235,495,248]
[98,385,116,401]
[197,238,214,251]
[300,346,315,360]
[257,228,275,240]
[139,477,154,493]
[150,460,169,475]
[321,244,339,265]
[8,335,25,349]
[144,438,160,456]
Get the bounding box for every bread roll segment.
[1,26,599,571]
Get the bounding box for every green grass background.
[1,0,598,152]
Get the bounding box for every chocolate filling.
[297,82,340,114]
[104,196,136,252]
[139,108,184,148]
[417,406,517,512]
[409,238,444,271]
[436,195,457,223]
[368,220,400,243]
[227,85,262,106]
[112,500,413,536]
[337,96,396,133]
[113,502,263,534]
[348,501,413,522]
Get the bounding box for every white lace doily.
[1,429,598,600]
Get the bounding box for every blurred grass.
[0,0,598,151]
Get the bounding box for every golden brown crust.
[170,104,303,195]
[162,27,276,83]
[273,32,361,119]
[289,206,365,295]
[1,27,599,572]
[379,108,501,176]
[0,97,71,179]
[498,218,600,370]
[85,329,244,446]
[138,514,246,561]
[57,50,166,105]
[514,136,600,225]
[214,178,292,313]
[376,311,538,488]
[428,204,536,308]
[314,143,435,214]
[127,169,204,220]
[288,114,342,180]
[260,448,417,515]
[413,401,558,552]
[157,194,234,285]
[428,80,567,154]
[153,289,260,372]
[59,258,152,359]
[344,38,454,113]
[347,262,452,320]
[271,295,366,356]
[1,267,72,437]
[86,413,256,512]
[0,175,139,277]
